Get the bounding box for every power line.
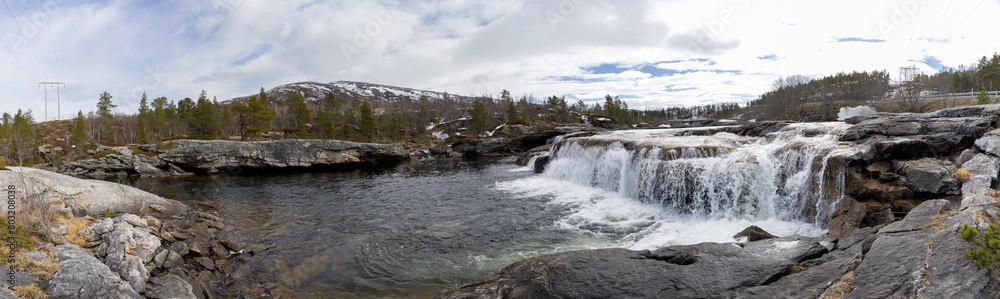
[0,29,35,82]
[930,0,955,37]
[37,0,61,80]
[909,0,921,41]
[948,0,987,39]
[1,0,47,79]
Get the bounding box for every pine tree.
[505,101,520,124]
[70,111,87,148]
[151,97,169,139]
[96,92,116,141]
[174,98,195,134]
[287,93,311,138]
[216,97,233,138]
[359,100,376,141]
[468,99,489,135]
[136,93,152,143]
[316,110,336,139]
[232,96,274,141]
[188,91,219,139]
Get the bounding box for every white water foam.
[496,122,856,250]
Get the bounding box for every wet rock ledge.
[442,105,1000,299]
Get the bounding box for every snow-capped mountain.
[225,81,470,104]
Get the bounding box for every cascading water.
[497,122,858,250]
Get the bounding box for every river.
[123,124,854,297]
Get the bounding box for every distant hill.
[225,81,472,105]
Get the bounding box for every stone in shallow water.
[733,225,777,241]
[145,274,197,299]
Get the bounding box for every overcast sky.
[1,0,999,120]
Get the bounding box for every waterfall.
[544,123,855,226]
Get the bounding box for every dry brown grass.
[951,168,972,183]
[921,214,950,232]
[55,215,92,248]
[819,270,855,299]
[14,284,47,299]
[788,264,805,275]
[15,247,61,281]
[976,210,998,226]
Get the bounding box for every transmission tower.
[38,82,65,121]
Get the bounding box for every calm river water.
[127,158,604,298]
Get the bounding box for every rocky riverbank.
[0,167,257,298]
[443,105,1000,298]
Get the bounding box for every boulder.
[45,244,143,299]
[0,167,183,217]
[88,215,163,294]
[144,275,197,299]
[21,252,47,263]
[14,272,37,286]
[975,128,1000,157]
[163,251,184,269]
[515,144,552,166]
[828,197,867,239]
[899,158,959,195]
[533,155,550,173]
[880,199,951,233]
[733,225,777,241]
[963,154,1000,179]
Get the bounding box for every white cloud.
[1,0,999,119]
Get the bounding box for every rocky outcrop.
[897,158,960,195]
[452,130,569,157]
[76,210,243,299]
[842,106,997,161]
[45,244,143,298]
[0,167,185,217]
[85,216,163,293]
[441,105,1000,298]
[60,139,410,177]
[439,236,828,298]
[844,200,998,298]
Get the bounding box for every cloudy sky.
[1,0,999,120]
